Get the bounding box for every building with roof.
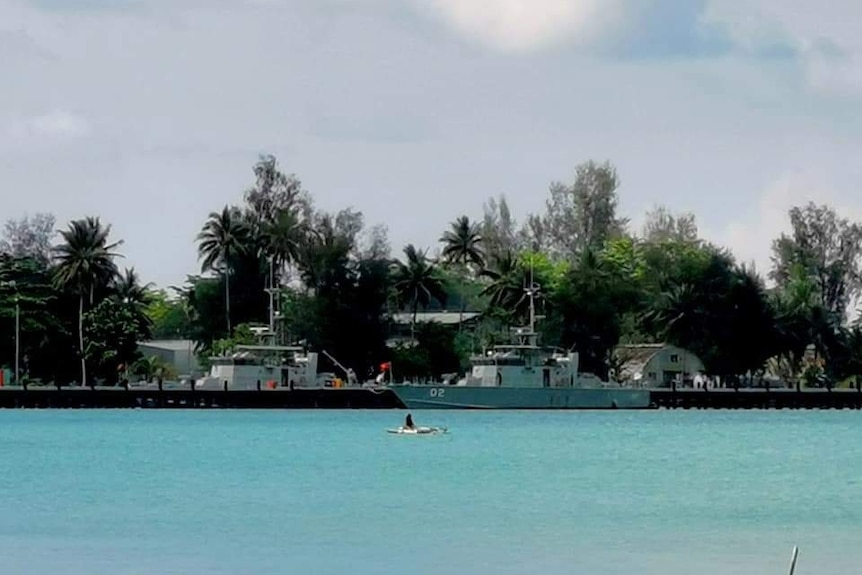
[390,311,481,326]
[137,339,199,377]
[614,343,707,388]
[387,311,481,347]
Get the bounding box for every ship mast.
[264,255,282,345]
[524,257,539,347]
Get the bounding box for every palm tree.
[391,244,447,338]
[260,207,304,286]
[480,251,527,321]
[112,268,154,335]
[196,206,250,334]
[53,217,122,386]
[440,215,484,328]
[440,216,484,269]
[646,282,702,345]
[112,268,152,306]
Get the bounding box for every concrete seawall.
[0,387,404,409]
[1,386,861,409]
[650,388,862,410]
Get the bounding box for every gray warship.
[385,278,651,410]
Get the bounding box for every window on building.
[670,354,679,363]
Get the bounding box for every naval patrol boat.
[385,282,651,410]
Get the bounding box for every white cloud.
[5,110,91,140]
[29,110,91,137]
[703,1,862,95]
[415,0,623,52]
[708,173,862,283]
[3,0,862,292]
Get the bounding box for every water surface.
[0,409,859,574]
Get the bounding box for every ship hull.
[388,385,652,410]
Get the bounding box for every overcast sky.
[3,0,862,288]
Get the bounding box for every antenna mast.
[528,258,535,333]
[264,255,282,345]
[523,257,540,345]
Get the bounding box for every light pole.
[14,289,19,386]
[1,281,19,386]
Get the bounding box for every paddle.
[788,546,798,575]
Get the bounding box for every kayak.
[386,426,447,435]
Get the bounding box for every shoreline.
[1,386,862,410]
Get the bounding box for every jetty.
[0,384,401,409]
[651,387,862,410]
[0,384,861,409]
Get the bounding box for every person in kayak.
[405,413,415,430]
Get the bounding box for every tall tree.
[112,268,152,307]
[357,224,391,261]
[543,160,628,259]
[440,216,484,327]
[770,202,862,321]
[0,213,56,267]
[294,213,352,295]
[391,244,447,337]
[642,250,777,383]
[0,254,69,383]
[519,213,549,253]
[479,251,532,322]
[642,205,698,243]
[53,217,122,385]
[260,207,304,287]
[440,215,485,271]
[196,206,251,334]
[548,249,639,378]
[243,154,309,230]
[481,195,519,264]
[111,268,154,337]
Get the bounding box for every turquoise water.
[0,410,860,574]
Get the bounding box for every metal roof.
[391,311,481,325]
[137,339,195,352]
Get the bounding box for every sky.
[3,0,862,289]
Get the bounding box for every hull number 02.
[429,388,446,398]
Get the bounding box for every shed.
[614,343,706,388]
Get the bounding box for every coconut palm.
[260,207,304,286]
[643,282,702,347]
[440,215,484,270]
[53,217,122,386]
[112,268,154,334]
[196,206,250,334]
[440,215,484,328]
[480,251,526,319]
[112,268,151,305]
[391,244,447,337]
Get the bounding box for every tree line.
[1,156,861,387]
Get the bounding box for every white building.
[137,339,199,377]
[615,343,708,388]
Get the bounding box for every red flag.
[380,362,391,371]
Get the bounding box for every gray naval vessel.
[385,282,651,410]
[386,335,651,409]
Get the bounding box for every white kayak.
[386,426,448,435]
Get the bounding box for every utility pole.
[1,280,19,385]
[14,290,19,386]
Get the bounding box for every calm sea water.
[0,409,860,574]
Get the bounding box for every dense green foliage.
[2,155,862,387]
[0,218,151,385]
